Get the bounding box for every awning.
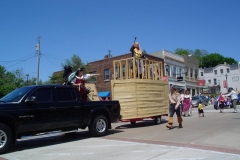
[98,91,110,97]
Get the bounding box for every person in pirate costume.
[166,85,183,129]
[129,42,148,78]
[68,67,99,102]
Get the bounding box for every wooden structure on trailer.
[111,57,169,124]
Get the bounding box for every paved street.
[1,105,240,160]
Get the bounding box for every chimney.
[224,62,227,65]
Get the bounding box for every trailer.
[111,57,169,125]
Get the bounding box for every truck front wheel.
[89,115,108,137]
[0,123,12,154]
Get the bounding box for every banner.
[223,80,228,88]
[197,79,205,86]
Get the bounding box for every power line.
[0,54,35,63]
[5,55,36,68]
[41,53,66,61]
[42,54,60,67]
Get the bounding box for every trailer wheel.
[89,115,108,137]
[154,116,161,124]
[0,123,12,154]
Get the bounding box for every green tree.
[201,53,238,68]
[224,57,238,65]
[0,65,25,97]
[201,53,224,68]
[175,48,189,56]
[49,54,88,84]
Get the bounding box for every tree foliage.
[201,53,238,68]
[49,54,90,84]
[175,48,237,68]
[0,66,25,97]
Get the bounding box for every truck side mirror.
[25,96,36,103]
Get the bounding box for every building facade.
[87,53,165,94]
[182,55,200,96]
[150,50,200,96]
[150,50,186,92]
[198,63,240,94]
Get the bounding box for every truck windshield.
[0,87,31,103]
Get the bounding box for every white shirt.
[80,74,91,80]
[225,90,238,100]
[184,94,192,101]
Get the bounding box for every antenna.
[108,49,112,57]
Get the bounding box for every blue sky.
[0,0,240,82]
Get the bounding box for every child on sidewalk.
[198,100,204,117]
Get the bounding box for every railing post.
[113,61,116,80]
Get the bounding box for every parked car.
[191,95,208,108]
[0,85,121,154]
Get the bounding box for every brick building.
[87,53,165,94]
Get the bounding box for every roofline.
[87,52,164,64]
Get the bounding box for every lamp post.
[26,74,29,86]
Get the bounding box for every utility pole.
[36,36,41,85]
[26,74,29,86]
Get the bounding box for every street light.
[26,74,29,86]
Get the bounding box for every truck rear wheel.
[89,115,108,137]
[0,123,12,154]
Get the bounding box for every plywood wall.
[111,79,169,120]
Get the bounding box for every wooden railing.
[112,57,164,81]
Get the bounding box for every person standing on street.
[224,87,238,113]
[183,90,192,116]
[198,100,204,117]
[218,92,225,113]
[166,85,183,129]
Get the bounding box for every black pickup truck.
[0,85,121,154]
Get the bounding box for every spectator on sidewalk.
[224,87,238,113]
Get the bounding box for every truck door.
[54,87,82,128]
[17,87,58,133]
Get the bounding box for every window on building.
[167,65,171,77]
[226,68,230,73]
[214,78,217,85]
[173,66,176,76]
[185,67,188,76]
[220,69,223,74]
[201,72,203,76]
[179,68,182,76]
[214,70,217,74]
[208,79,211,84]
[104,69,110,80]
[195,69,198,78]
[190,68,193,77]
